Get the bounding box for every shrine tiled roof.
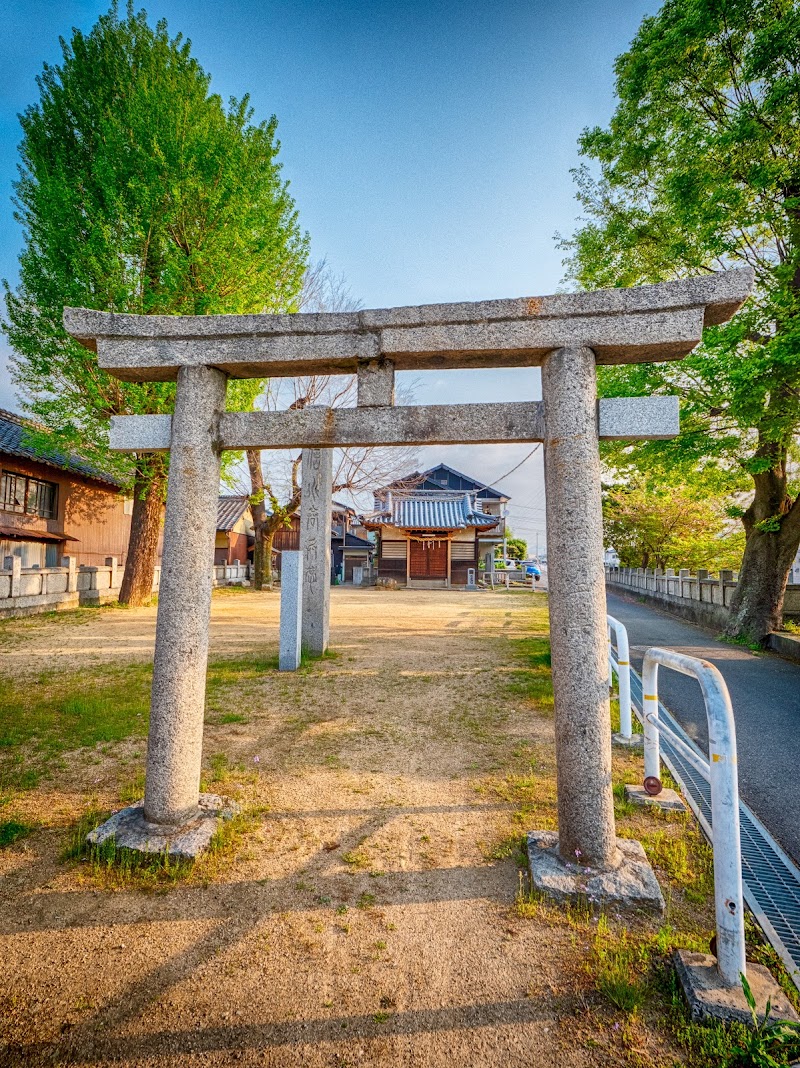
[363,492,500,532]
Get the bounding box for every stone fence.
[0,555,252,619]
[605,565,800,635]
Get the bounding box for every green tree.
[563,0,800,643]
[497,533,527,562]
[3,3,308,603]
[603,478,745,571]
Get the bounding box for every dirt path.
[0,588,681,1067]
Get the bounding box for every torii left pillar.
[87,365,238,857]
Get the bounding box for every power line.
[461,445,541,497]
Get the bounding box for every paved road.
[606,590,800,865]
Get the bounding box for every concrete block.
[612,732,644,748]
[357,358,395,406]
[598,396,680,440]
[86,793,239,860]
[279,551,303,671]
[110,414,172,452]
[767,631,800,664]
[674,950,799,1025]
[217,401,546,450]
[378,307,704,366]
[625,783,687,812]
[63,556,77,592]
[527,830,665,914]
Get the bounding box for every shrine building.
[362,463,508,587]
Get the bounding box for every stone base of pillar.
[673,950,798,1025]
[612,732,643,748]
[526,830,665,913]
[625,783,687,812]
[86,793,239,860]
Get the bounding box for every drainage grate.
[625,667,800,992]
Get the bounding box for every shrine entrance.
[409,533,448,582]
[64,266,752,885]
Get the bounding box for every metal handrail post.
[607,615,633,739]
[641,647,746,987]
[641,655,661,782]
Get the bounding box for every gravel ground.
[0,587,681,1067]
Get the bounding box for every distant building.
[362,463,507,588]
[0,408,134,568]
[223,497,374,582]
[791,546,800,586]
[331,501,373,582]
[215,496,254,565]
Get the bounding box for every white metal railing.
[607,614,633,739]
[641,647,745,987]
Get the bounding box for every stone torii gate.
[65,268,752,891]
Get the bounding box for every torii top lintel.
[63,269,753,382]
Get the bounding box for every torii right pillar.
[531,345,664,909]
[543,347,616,863]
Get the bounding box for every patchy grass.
[0,652,323,795]
[506,633,554,713]
[0,663,152,792]
[500,652,800,1067]
[62,803,266,890]
[718,632,763,655]
[0,817,37,848]
[342,848,370,869]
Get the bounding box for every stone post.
[144,365,228,827]
[63,556,77,593]
[279,550,303,671]
[541,346,617,869]
[10,556,21,599]
[105,556,119,590]
[300,448,333,656]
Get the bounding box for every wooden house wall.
[214,529,251,565]
[450,537,478,586]
[1,453,137,567]
[272,515,301,554]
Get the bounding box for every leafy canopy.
[603,478,745,571]
[3,2,308,480]
[563,0,800,496]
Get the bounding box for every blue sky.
[0,0,657,548]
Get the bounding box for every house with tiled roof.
[215,496,254,565]
[217,496,374,582]
[0,408,135,569]
[362,463,507,587]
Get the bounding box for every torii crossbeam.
[64,268,753,890]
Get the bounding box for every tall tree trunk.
[119,464,166,606]
[251,521,265,589]
[246,448,302,590]
[724,454,800,644]
[263,528,276,587]
[247,448,270,590]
